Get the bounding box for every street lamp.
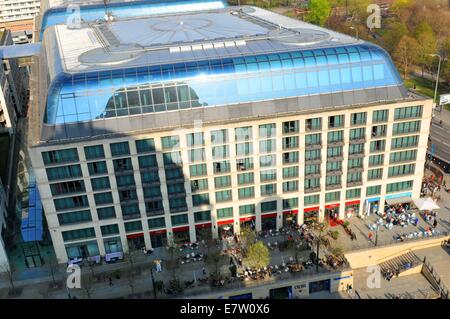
[429,53,443,111]
[350,26,359,40]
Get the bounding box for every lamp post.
[350,26,359,40]
[429,53,443,112]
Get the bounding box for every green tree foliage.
[414,21,437,75]
[244,242,270,269]
[305,0,331,26]
[382,22,408,54]
[239,226,257,257]
[393,35,420,79]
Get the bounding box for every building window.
[237,172,254,185]
[189,163,207,177]
[214,175,231,188]
[388,164,415,177]
[119,189,138,202]
[260,183,277,196]
[238,187,255,199]
[192,193,210,206]
[305,149,321,160]
[58,210,92,225]
[110,142,130,157]
[186,132,204,147]
[42,148,79,165]
[46,164,83,181]
[135,138,155,153]
[259,123,276,138]
[261,200,277,213]
[282,136,299,150]
[217,207,233,219]
[366,185,381,196]
[138,155,158,168]
[328,115,344,128]
[239,204,255,215]
[394,105,422,120]
[116,174,135,188]
[259,139,276,153]
[392,121,421,135]
[163,152,182,165]
[327,130,343,143]
[326,175,341,186]
[214,161,231,173]
[351,112,367,126]
[171,214,188,226]
[325,191,340,203]
[211,129,228,144]
[371,125,387,138]
[348,158,363,169]
[215,190,233,202]
[54,195,89,211]
[349,143,364,155]
[143,186,162,198]
[283,166,299,179]
[283,180,298,193]
[90,177,110,191]
[236,142,253,156]
[188,148,206,163]
[167,183,185,195]
[124,221,143,233]
[50,180,85,195]
[261,169,277,182]
[212,145,229,160]
[369,154,384,167]
[259,155,276,168]
[161,136,180,149]
[370,140,385,153]
[191,179,208,192]
[62,227,95,242]
[305,133,321,146]
[368,168,383,180]
[326,161,342,172]
[87,161,108,175]
[391,135,419,149]
[304,194,320,206]
[194,211,211,223]
[305,178,320,190]
[306,118,322,131]
[389,150,417,164]
[283,120,299,134]
[327,146,342,158]
[346,188,361,199]
[101,224,120,236]
[235,127,252,142]
[141,171,160,184]
[386,181,413,193]
[84,145,105,160]
[372,109,388,123]
[347,172,362,183]
[94,192,113,205]
[350,128,365,140]
[283,198,298,210]
[113,158,133,172]
[283,151,299,164]
[148,217,166,229]
[97,206,116,220]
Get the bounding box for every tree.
[393,35,420,79]
[239,226,257,257]
[81,273,95,299]
[382,21,408,54]
[243,242,270,269]
[414,21,437,76]
[305,0,331,26]
[204,249,225,281]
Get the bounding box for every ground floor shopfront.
[192,269,354,299]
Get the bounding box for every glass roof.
[40,0,227,39]
[44,43,403,125]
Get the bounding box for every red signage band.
[126,233,144,239]
[239,216,256,222]
[217,219,234,226]
[149,229,167,235]
[325,203,340,209]
[304,206,320,213]
[283,209,298,215]
[195,222,212,229]
[172,226,190,232]
[345,200,360,206]
[261,213,278,219]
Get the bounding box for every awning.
[413,197,440,210]
[385,196,413,206]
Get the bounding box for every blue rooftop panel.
[21,180,44,242]
[44,43,403,125]
[40,0,227,38]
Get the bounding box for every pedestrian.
[109,277,113,286]
[433,219,438,229]
[368,232,373,242]
[202,267,206,275]
[229,256,233,265]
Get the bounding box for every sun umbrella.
[413,197,440,210]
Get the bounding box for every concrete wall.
[344,236,450,269]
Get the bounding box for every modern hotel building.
[29,1,432,263]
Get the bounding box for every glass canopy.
[44,44,403,125]
[40,0,227,38]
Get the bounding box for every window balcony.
[305,187,321,194]
[347,167,364,173]
[327,140,345,147]
[304,172,321,179]
[305,143,322,150]
[347,181,363,187]
[326,184,342,191]
[349,137,366,144]
[348,153,365,159]
[305,158,322,165]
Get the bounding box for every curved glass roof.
[40,0,227,38]
[44,43,403,125]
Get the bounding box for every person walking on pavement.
[433,218,438,229]
[368,232,373,242]
[109,277,113,286]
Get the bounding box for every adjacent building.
[0,0,40,32]
[29,2,432,263]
